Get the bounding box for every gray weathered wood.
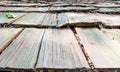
[101,29,120,44]
[0,28,45,69]
[41,13,57,27]
[76,28,120,69]
[12,13,46,26]
[36,28,89,69]
[0,13,26,25]
[0,28,23,53]
[65,13,101,26]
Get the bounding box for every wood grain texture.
[0,13,26,25]
[101,29,120,44]
[0,28,45,69]
[41,13,57,27]
[0,28,23,53]
[76,28,120,69]
[13,13,46,26]
[65,13,101,26]
[36,28,89,69]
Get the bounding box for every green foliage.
[6,13,16,19]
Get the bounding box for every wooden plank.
[0,7,28,12]
[98,8,120,13]
[49,6,97,12]
[0,13,6,18]
[1,3,39,7]
[12,13,46,27]
[94,4,120,8]
[94,13,120,26]
[0,28,23,53]
[25,7,49,12]
[0,28,45,69]
[36,28,89,69]
[57,13,69,27]
[41,13,57,27]
[76,28,120,69]
[65,13,101,27]
[0,13,26,25]
[101,29,120,44]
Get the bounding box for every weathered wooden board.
[0,3,51,7]
[12,13,46,27]
[36,29,89,69]
[95,13,120,26]
[101,29,120,44]
[53,4,71,7]
[0,13,6,18]
[1,3,39,7]
[0,28,23,53]
[98,8,120,13]
[0,13,26,25]
[0,28,45,69]
[0,7,28,12]
[50,6,97,12]
[57,13,69,27]
[76,28,120,69]
[41,13,57,27]
[86,13,120,27]
[25,7,49,12]
[65,13,101,27]
[94,4,120,8]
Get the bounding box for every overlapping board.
[0,28,45,69]
[12,13,46,27]
[25,7,50,12]
[0,13,26,25]
[0,7,28,12]
[41,13,57,27]
[36,29,89,70]
[57,13,69,27]
[0,28,23,53]
[76,28,120,69]
[95,14,120,27]
[65,13,101,27]
[101,29,120,44]
[98,8,120,13]
[50,6,97,12]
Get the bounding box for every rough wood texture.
[0,28,45,69]
[49,6,97,12]
[95,13,120,26]
[0,28,23,53]
[12,13,46,26]
[101,29,120,44]
[0,13,26,25]
[0,7,28,12]
[98,8,120,13]
[25,7,49,12]
[57,13,69,27]
[65,13,101,27]
[41,13,57,27]
[76,28,120,69]
[36,29,89,69]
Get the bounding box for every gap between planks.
[70,27,98,72]
[0,28,24,54]
[33,29,46,72]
